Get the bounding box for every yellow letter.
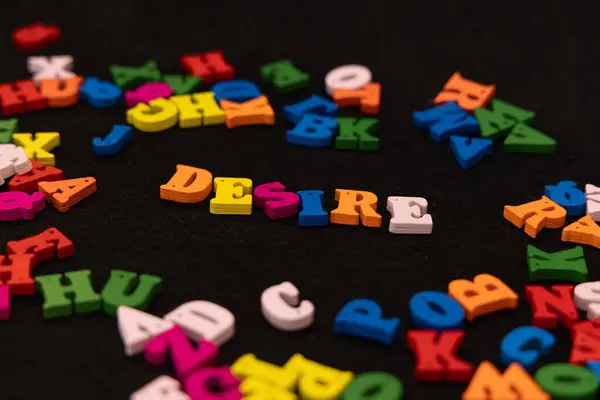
[284,354,354,400]
[210,177,253,215]
[126,98,178,132]
[171,92,224,128]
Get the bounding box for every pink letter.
[145,325,218,379]
[125,82,174,108]
[0,285,9,320]
[184,366,242,400]
[0,191,45,221]
[253,182,300,220]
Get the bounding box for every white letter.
[0,144,31,178]
[325,65,371,95]
[386,196,433,234]
[27,55,75,86]
[261,282,314,331]
[130,376,190,400]
[574,281,600,320]
[118,306,173,356]
[585,184,600,221]
[164,300,235,345]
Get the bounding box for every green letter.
[535,363,598,400]
[35,270,101,318]
[527,245,587,282]
[504,123,556,153]
[0,118,18,143]
[163,75,201,95]
[342,372,403,400]
[474,99,535,139]
[101,270,162,317]
[261,60,309,93]
[336,118,380,151]
[110,60,162,89]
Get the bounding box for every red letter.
[570,318,600,365]
[180,51,234,84]
[7,227,73,262]
[0,254,36,295]
[406,330,474,382]
[9,160,64,193]
[0,80,47,115]
[571,318,600,339]
[525,285,578,329]
[12,23,61,51]
[570,330,600,365]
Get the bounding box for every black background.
[2,1,600,399]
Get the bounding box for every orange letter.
[462,362,549,400]
[434,72,495,112]
[39,76,83,107]
[562,215,600,249]
[330,189,381,228]
[448,274,518,321]
[332,82,381,114]
[504,196,566,238]
[38,177,97,212]
[160,165,212,203]
[220,95,275,128]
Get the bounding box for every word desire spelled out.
[159,164,433,234]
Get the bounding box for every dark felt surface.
[2,1,600,399]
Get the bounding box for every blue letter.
[297,190,329,227]
[500,326,555,371]
[79,77,122,108]
[283,95,338,124]
[334,299,400,345]
[409,291,464,330]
